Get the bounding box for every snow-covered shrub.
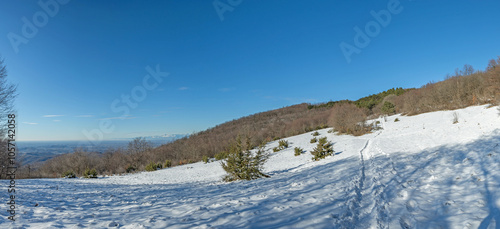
[310,137,334,161]
[221,136,270,182]
[312,131,320,136]
[83,168,98,178]
[294,147,304,156]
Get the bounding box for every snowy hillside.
[2,105,500,228]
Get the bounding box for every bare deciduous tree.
[0,57,17,179]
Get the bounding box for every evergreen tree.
[311,137,334,161]
[221,136,270,182]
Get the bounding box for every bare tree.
[0,57,17,179]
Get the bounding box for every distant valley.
[17,134,187,165]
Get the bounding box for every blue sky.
[0,0,499,141]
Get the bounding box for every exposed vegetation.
[83,168,98,178]
[329,103,371,136]
[310,138,318,143]
[311,137,334,161]
[312,131,320,136]
[273,139,289,152]
[62,170,76,178]
[221,136,270,182]
[294,147,304,156]
[145,162,163,172]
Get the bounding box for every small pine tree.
[310,137,318,143]
[394,118,400,122]
[62,170,76,178]
[311,137,334,161]
[202,155,209,163]
[83,168,98,178]
[145,162,162,171]
[164,160,172,168]
[273,139,289,152]
[221,136,270,182]
[294,147,304,156]
[125,165,136,173]
[312,131,320,136]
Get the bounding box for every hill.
[24,56,500,178]
[2,105,499,228]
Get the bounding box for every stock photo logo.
[339,0,403,63]
[213,0,243,21]
[7,0,69,54]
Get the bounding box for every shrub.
[394,118,400,122]
[327,129,334,133]
[278,140,289,148]
[328,103,371,136]
[215,151,229,160]
[221,136,270,182]
[381,101,396,114]
[62,170,76,178]
[312,131,320,136]
[164,160,172,168]
[83,168,98,178]
[145,162,162,171]
[294,147,304,156]
[310,137,317,143]
[273,139,289,152]
[202,155,209,163]
[311,137,334,161]
[125,165,136,173]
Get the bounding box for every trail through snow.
[1,105,500,228]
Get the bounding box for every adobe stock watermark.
[339,0,403,63]
[7,0,69,54]
[82,65,169,145]
[213,0,243,21]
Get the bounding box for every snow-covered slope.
[1,105,500,228]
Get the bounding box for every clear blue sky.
[0,0,499,141]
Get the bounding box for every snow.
[2,105,500,228]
